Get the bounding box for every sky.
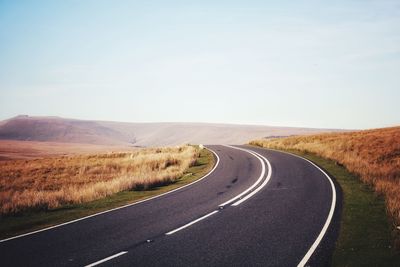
[0,0,399,129]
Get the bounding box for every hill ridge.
[0,116,340,146]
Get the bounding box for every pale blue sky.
[1,0,399,129]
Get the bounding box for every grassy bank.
[0,147,215,239]
[1,145,198,214]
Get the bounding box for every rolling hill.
[0,115,339,147]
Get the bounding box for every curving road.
[0,145,340,267]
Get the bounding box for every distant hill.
[0,115,341,146]
[0,116,129,145]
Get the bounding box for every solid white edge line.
[0,147,220,243]
[84,251,128,267]
[232,150,272,206]
[165,210,219,235]
[248,146,336,267]
[296,155,336,267]
[218,145,267,207]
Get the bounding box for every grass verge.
[262,148,400,266]
[0,147,215,240]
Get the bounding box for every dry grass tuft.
[0,145,198,214]
[250,126,400,228]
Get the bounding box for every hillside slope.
[0,116,129,145]
[0,116,337,146]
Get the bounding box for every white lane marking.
[0,148,220,243]
[232,149,272,206]
[84,251,128,267]
[218,145,268,207]
[165,210,219,235]
[165,146,270,235]
[296,155,337,267]
[247,146,336,267]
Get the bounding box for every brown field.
[250,126,400,229]
[0,145,198,214]
[0,140,137,161]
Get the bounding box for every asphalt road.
[0,145,340,267]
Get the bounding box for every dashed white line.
[84,251,128,267]
[165,210,219,235]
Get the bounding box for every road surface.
[0,145,340,266]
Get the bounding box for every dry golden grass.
[250,126,400,227]
[0,145,198,214]
[0,140,137,160]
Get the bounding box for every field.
[0,145,198,215]
[250,126,400,248]
[0,140,137,161]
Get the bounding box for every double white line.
[219,145,272,207]
[165,145,272,236]
[87,145,271,266]
[165,146,337,267]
